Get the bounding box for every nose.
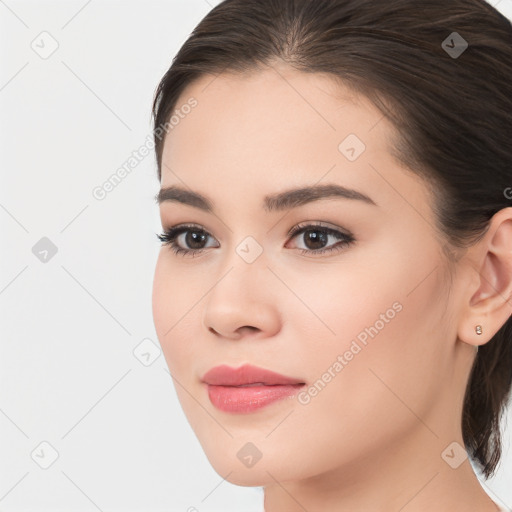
[202,259,281,341]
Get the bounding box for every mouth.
[201,364,306,413]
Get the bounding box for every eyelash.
[156,222,355,258]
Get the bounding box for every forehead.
[168,65,386,144]
[158,64,434,228]
[162,65,391,177]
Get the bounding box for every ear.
[458,207,512,347]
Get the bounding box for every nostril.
[238,326,259,336]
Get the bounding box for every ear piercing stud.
[475,325,483,335]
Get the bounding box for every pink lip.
[202,364,305,413]
[202,363,304,386]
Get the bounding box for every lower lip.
[206,384,304,413]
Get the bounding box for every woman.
[151,0,512,510]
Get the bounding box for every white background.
[1,1,511,511]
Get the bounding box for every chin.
[203,443,312,488]
[199,445,281,486]
[222,469,271,487]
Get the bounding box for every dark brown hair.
[151,0,512,478]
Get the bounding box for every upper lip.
[201,364,305,386]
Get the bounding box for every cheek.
[152,253,209,377]
[287,250,448,442]
[152,253,170,344]
[152,254,186,369]
[275,257,404,373]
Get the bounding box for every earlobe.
[457,208,512,347]
[458,320,490,347]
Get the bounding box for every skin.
[152,60,512,511]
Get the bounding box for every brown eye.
[156,224,219,257]
[287,223,355,256]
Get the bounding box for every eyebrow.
[154,183,377,212]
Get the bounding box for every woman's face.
[152,63,473,486]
